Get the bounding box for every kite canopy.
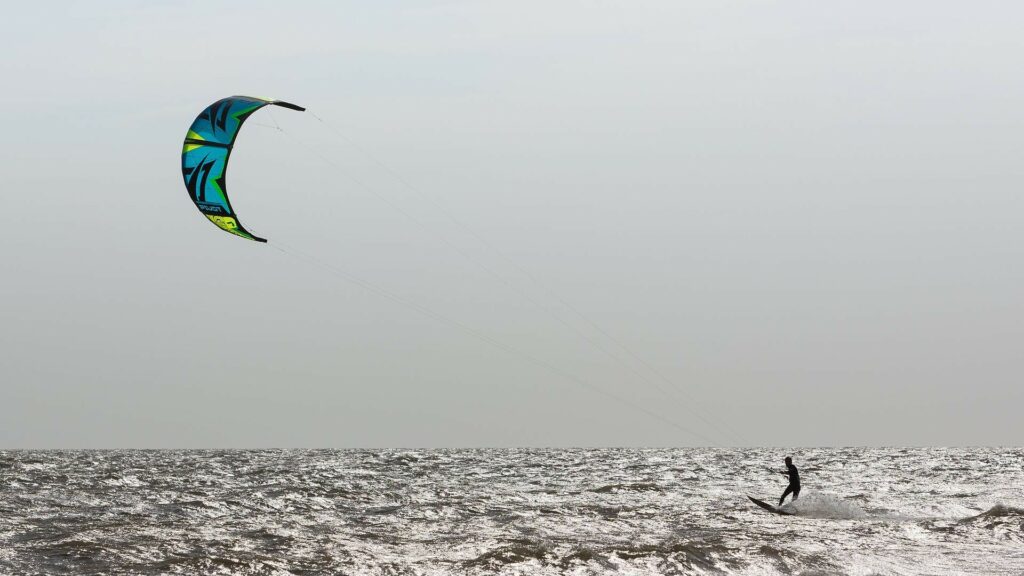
[181,96,305,242]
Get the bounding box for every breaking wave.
[780,493,867,519]
[957,504,1024,542]
[961,503,1024,523]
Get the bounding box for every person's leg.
[779,485,794,506]
[792,487,800,501]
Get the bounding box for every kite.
[181,96,305,242]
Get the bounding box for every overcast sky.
[1,1,1021,448]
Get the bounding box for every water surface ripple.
[0,448,1021,575]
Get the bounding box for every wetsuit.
[779,462,800,506]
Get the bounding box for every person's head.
[784,456,792,465]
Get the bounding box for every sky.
[1,1,1022,448]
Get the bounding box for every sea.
[0,448,1021,575]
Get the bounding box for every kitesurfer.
[778,456,800,506]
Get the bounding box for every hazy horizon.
[1,1,1021,448]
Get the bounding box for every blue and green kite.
[181,96,304,242]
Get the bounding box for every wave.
[780,493,867,519]
[464,539,551,568]
[590,482,662,494]
[460,538,884,575]
[958,504,1024,542]
[464,538,739,572]
[960,503,1024,523]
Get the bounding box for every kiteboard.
[747,495,795,515]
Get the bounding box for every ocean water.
[0,448,1021,575]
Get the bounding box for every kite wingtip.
[272,101,306,112]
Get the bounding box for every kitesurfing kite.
[181,96,305,242]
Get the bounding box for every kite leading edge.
[181,96,305,242]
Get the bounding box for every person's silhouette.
[778,456,800,506]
